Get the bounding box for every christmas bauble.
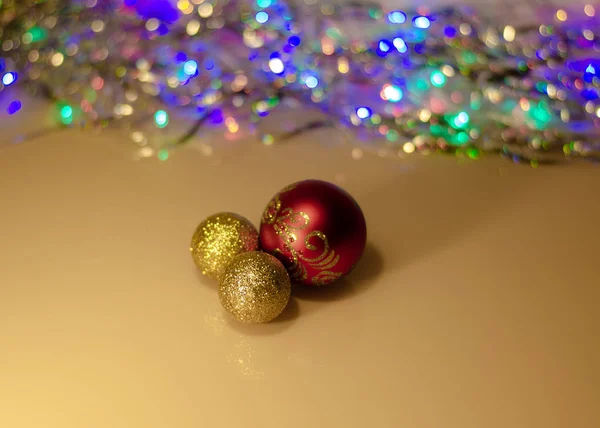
[219,252,291,324]
[260,180,367,286]
[190,213,259,280]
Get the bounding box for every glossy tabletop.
[1,99,599,428]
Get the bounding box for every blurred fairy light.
[256,11,269,24]
[2,72,16,86]
[198,3,214,18]
[268,58,284,74]
[305,76,318,88]
[431,71,446,87]
[146,18,160,32]
[257,0,272,7]
[7,100,22,115]
[356,107,372,119]
[154,110,169,128]
[403,142,416,154]
[60,105,73,125]
[0,0,597,164]
[337,57,349,74]
[585,5,595,17]
[381,84,403,102]
[378,41,391,53]
[413,16,431,29]
[183,60,198,75]
[388,11,406,24]
[187,20,201,35]
[503,25,516,42]
[393,38,407,53]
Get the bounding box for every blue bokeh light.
[356,107,372,119]
[413,16,431,29]
[183,60,198,75]
[379,41,391,52]
[305,76,318,88]
[586,64,596,74]
[256,11,269,24]
[388,11,407,24]
[444,26,457,38]
[377,40,393,57]
[269,58,285,74]
[2,72,17,86]
[7,100,22,115]
[393,38,407,53]
[133,0,179,24]
[288,35,301,47]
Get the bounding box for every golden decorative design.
[261,183,297,225]
[262,187,342,284]
[312,271,343,286]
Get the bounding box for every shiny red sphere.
[260,180,367,286]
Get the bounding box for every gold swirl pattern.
[262,187,342,284]
[312,271,343,286]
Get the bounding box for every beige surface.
[1,120,599,428]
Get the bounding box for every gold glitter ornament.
[219,252,291,324]
[190,213,259,280]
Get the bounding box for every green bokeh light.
[456,131,469,145]
[463,51,477,64]
[467,147,480,159]
[529,101,552,130]
[416,79,429,91]
[430,71,446,87]
[158,149,169,161]
[449,111,470,129]
[257,0,272,8]
[26,26,48,43]
[60,105,73,125]
[386,130,399,141]
[154,110,169,128]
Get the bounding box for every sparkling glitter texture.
[219,252,291,324]
[190,213,259,280]
[1,1,599,164]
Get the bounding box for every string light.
[431,71,446,87]
[393,37,407,53]
[503,25,516,42]
[381,84,403,102]
[0,1,596,164]
[413,16,431,29]
[154,110,169,128]
[305,76,318,88]
[256,12,269,24]
[268,58,284,74]
[2,72,16,86]
[584,5,595,17]
[388,11,406,24]
[356,107,372,119]
[60,105,73,124]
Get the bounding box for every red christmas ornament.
[260,180,367,286]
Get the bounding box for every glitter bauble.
[190,213,259,280]
[260,180,367,286]
[219,252,291,324]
